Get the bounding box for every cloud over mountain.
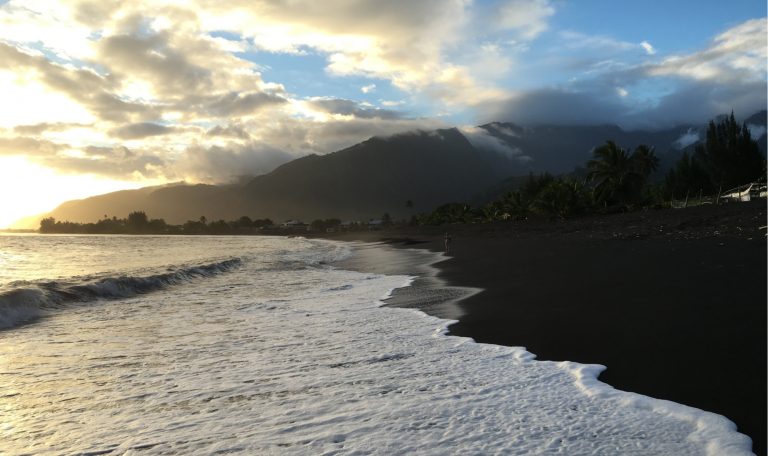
[0,0,763,192]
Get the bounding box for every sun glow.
[0,71,94,128]
[0,156,158,229]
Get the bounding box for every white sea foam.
[0,235,753,455]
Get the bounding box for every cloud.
[640,41,656,55]
[204,91,288,117]
[13,122,90,135]
[479,88,627,126]
[110,122,176,140]
[636,79,767,128]
[252,115,446,156]
[459,125,527,161]
[207,124,252,140]
[493,0,555,40]
[647,18,766,82]
[478,18,767,129]
[0,134,166,179]
[44,151,165,179]
[0,0,761,193]
[98,30,212,96]
[194,0,555,107]
[307,98,404,120]
[560,31,636,52]
[747,124,766,139]
[174,142,294,183]
[0,42,156,123]
[0,136,64,156]
[673,128,700,149]
[561,31,660,58]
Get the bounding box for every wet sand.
[324,201,767,454]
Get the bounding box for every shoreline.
[325,201,767,455]
[333,241,480,322]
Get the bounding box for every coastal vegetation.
[417,113,764,225]
[39,212,275,235]
[665,112,764,197]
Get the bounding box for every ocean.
[0,234,752,455]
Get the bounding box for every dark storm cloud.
[633,80,768,129]
[479,89,627,127]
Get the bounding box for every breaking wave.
[0,258,242,330]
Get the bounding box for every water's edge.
[331,240,754,456]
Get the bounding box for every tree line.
[39,213,275,235]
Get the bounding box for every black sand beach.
[326,200,767,455]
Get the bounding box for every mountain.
[36,112,767,226]
[237,128,517,221]
[42,128,519,224]
[42,182,237,225]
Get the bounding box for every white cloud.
[747,124,766,139]
[0,0,761,190]
[494,0,555,40]
[562,31,658,57]
[647,18,767,82]
[561,30,636,52]
[478,18,767,129]
[640,41,656,55]
[459,125,527,162]
[673,128,700,149]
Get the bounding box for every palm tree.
[588,141,658,207]
[587,141,633,205]
[630,145,659,177]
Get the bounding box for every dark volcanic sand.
[324,201,767,455]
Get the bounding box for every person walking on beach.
[444,232,452,255]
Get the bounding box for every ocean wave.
[0,258,242,330]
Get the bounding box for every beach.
[327,200,767,455]
[7,234,749,454]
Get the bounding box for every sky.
[0,0,765,227]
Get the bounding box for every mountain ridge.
[24,112,766,228]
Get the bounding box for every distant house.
[721,182,767,202]
[367,219,383,230]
